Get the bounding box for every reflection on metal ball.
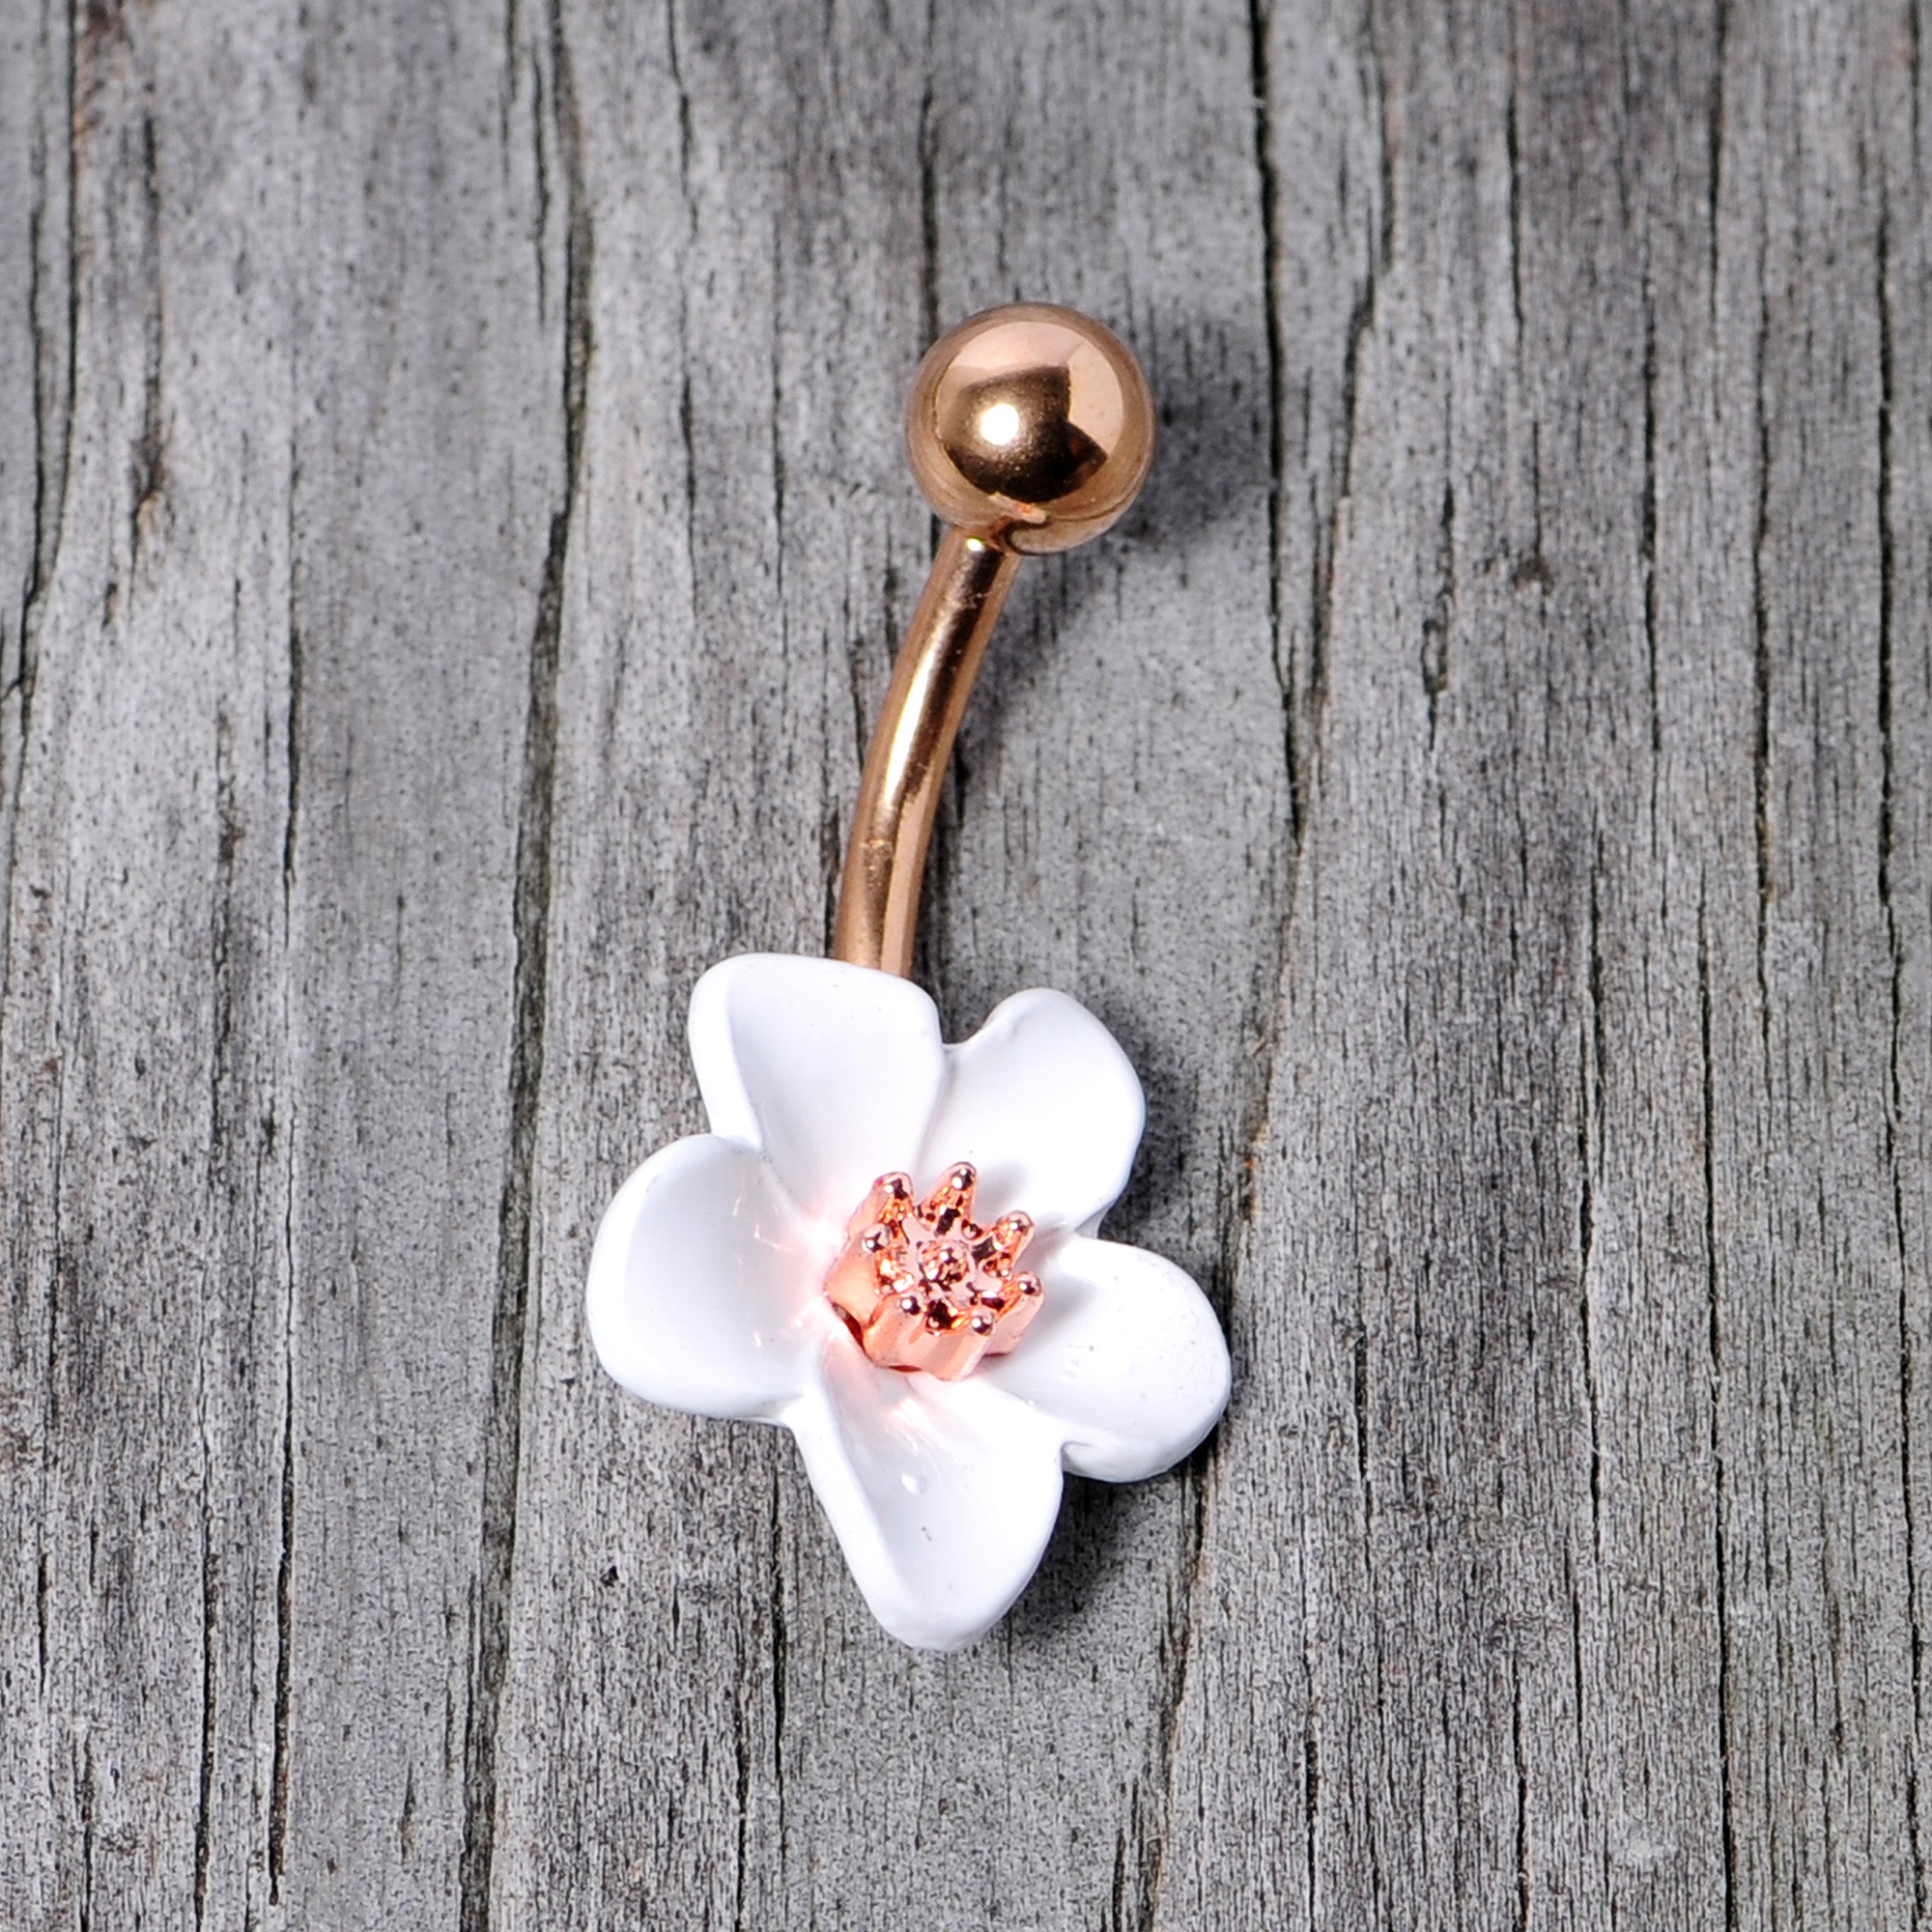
[905,302,1155,554]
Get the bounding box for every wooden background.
[2,0,1925,1924]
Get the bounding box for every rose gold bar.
[830,531,1020,978]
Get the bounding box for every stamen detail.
[823,1162,1041,1380]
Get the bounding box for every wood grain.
[1,1,1923,1925]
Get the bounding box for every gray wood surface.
[2,0,1924,1924]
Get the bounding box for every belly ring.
[585,304,1233,1652]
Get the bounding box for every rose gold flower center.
[822,1162,1042,1381]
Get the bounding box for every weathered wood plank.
[1,1,1925,1927]
[490,2,1285,1924]
[274,1,565,1922]
[1,0,565,1921]
[1710,8,1922,1918]
[1166,1,1927,1926]
[2,7,303,1925]
[1878,12,1932,1911]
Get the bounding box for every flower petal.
[586,1134,833,1422]
[790,1336,1065,1650]
[977,1234,1230,1481]
[918,989,1145,1231]
[689,954,946,1223]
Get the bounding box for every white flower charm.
[587,952,1231,1650]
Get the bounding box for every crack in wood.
[1876,175,1927,1928]
[1749,262,1775,1082]
[457,5,592,1926]
[1699,884,1740,1932]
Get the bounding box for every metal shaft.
[830,527,1022,976]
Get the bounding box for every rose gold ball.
[904,302,1155,554]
